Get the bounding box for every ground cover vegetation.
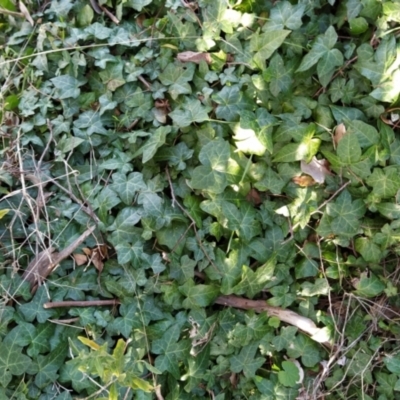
[1,0,400,398]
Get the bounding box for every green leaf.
[223,202,261,242]
[233,258,275,298]
[190,138,230,193]
[336,133,361,164]
[51,75,82,99]
[158,63,195,100]
[169,99,210,128]
[213,85,253,122]
[297,26,338,72]
[250,30,291,68]
[326,190,366,237]
[133,126,171,163]
[19,286,55,323]
[229,343,265,377]
[0,333,32,387]
[180,281,220,308]
[263,1,305,30]
[346,120,379,148]
[126,0,152,12]
[151,324,190,379]
[278,361,300,387]
[111,172,146,205]
[355,237,382,263]
[353,273,385,298]
[366,167,400,199]
[33,343,67,388]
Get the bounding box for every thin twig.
[165,167,221,275]
[43,299,120,309]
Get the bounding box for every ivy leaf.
[126,0,152,12]
[32,343,68,388]
[190,138,230,193]
[336,132,361,164]
[133,126,171,163]
[325,190,366,238]
[297,26,338,72]
[110,172,147,205]
[223,202,261,242]
[250,30,291,69]
[278,361,300,387]
[213,85,253,122]
[355,237,382,263]
[286,335,321,367]
[169,99,211,128]
[0,333,32,387]
[232,258,275,298]
[51,75,82,99]
[109,303,141,338]
[229,343,265,377]
[180,280,219,308]
[108,207,142,243]
[19,286,55,323]
[151,324,190,379]
[158,63,195,100]
[366,167,400,199]
[263,1,305,30]
[346,120,379,148]
[353,273,385,298]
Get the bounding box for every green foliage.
[1,0,400,398]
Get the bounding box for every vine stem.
[43,299,120,309]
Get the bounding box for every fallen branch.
[22,225,96,293]
[215,295,331,348]
[44,299,120,309]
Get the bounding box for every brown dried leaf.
[73,253,88,266]
[293,175,316,187]
[246,187,262,205]
[91,249,104,272]
[176,51,212,64]
[334,123,346,145]
[300,157,331,184]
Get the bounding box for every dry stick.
[23,225,96,293]
[215,295,331,348]
[44,299,120,309]
[100,5,120,24]
[42,173,100,223]
[165,167,221,275]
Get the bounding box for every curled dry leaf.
[292,175,316,187]
[19,1,34,26]
[73,253,88,266]
[300,157,331,184]
[334,123,346,145]
[176,51,212,64]
[246,187,262,206]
